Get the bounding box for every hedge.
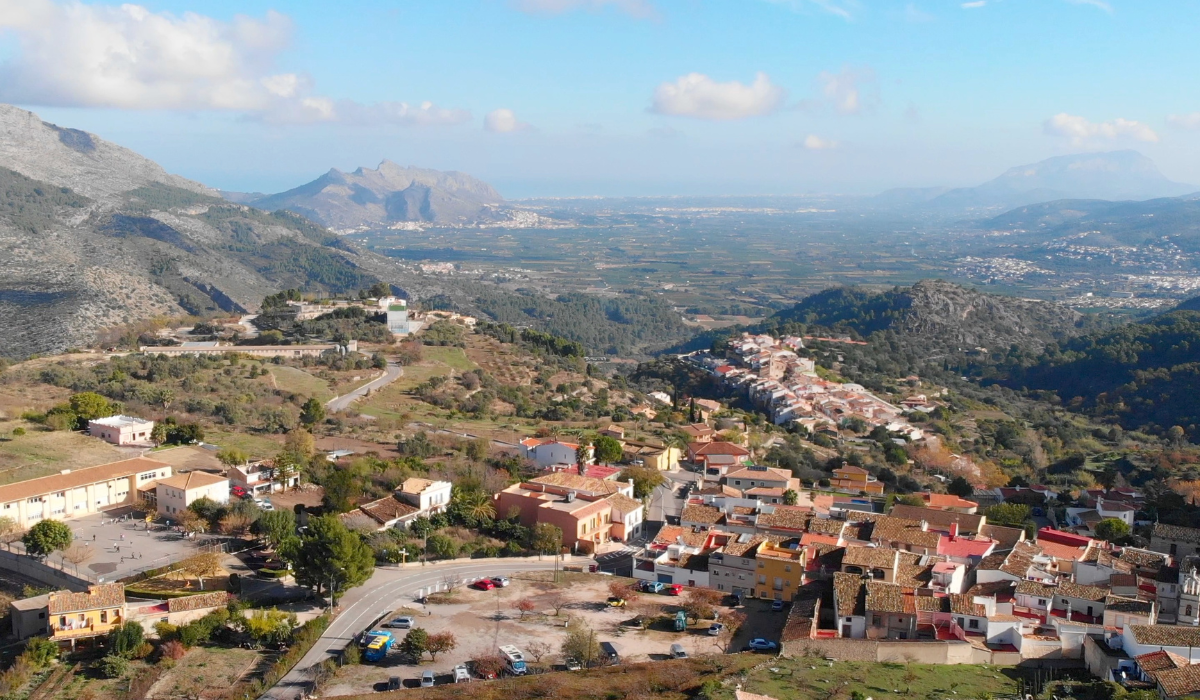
[124,587,209,600]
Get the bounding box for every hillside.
[765,279,1087,355]
[984,193,1200,250]
[0,104,379,358]
[1005,309,1200,438]
[249,161,504,230]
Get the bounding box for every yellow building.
[0,457,172,528]
[753,541,806,601]
[829,465,884,495]
[10,583,128,647]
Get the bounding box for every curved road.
[266,556,571,699]
[326,362,403,413]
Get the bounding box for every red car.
[473,579,496,591]
[665,584,684,596]
[231,486,247,498]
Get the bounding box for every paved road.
[326,362,403,413]
[266,557,568,699]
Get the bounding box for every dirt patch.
[269,484,326,510]
[147,445,225,472]
[146,646,262,699]
[314,437,401,461]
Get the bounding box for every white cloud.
[0,0,468,126]
[760,0,858,21]
[510,0,656,18]
[1043,113,1159,145]
[802,134,838,150]
[484,108,531,133]
[1168,113,1200,130]
[813,67,876,115]
[1064,0,1112,12]
[961,1,986,8]
[651,72,785,121]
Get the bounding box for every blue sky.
[3,0,1199,197]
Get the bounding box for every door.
[841,625,851,637]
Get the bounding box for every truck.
[363,631,394,662]
[499,645,527,675]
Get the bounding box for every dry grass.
[0,421,126,485]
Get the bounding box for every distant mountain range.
[875,151,1196,215]
[234,161,505,230]
[0,104,382,358]
[984,193,1200,251]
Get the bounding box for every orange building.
[830,465,884,495]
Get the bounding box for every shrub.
[160,640,187,660]
[132,642,154,660]
[11,427,25,437]
[108,620,145,658]
[154,621,178,640]
[98,655,130,679]
[342,643,360,665]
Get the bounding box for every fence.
[0,547,91,590]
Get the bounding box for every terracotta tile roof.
[157,470,227,490]
[1154,664,1200,698]
[807,517,847,537]
[1000,541,1044,578]
[756,506,812,532]
[606,493,643,513]
[980,523,1025,551]
[949,593,986,616]
[842,546,898,570]
[968,580,1017,601]
[676,553,711,572]
[1153,523,1200,545]
[681,503,724,525]
[895,552,932,588]
[1104,595,1153,615]
[922,493,979,510]
[721,535,767,557]
[866,581,906,613]
[1121,548,1169,570]
[1137,650,1189,674]
[339,510,377,530]
[833,572,865,616]
[1110,574,1139,589]
[530,472,621,495]
[1130,625,1200,647]
[890,504,985,535]
[48,584,125,614]
[746,487,785,497]
[867,515,940,549]
[0,457,170,504]
[359,496,419,525]
[810,544,845,571]
[1015,580,1056,598]
[1037,539,1089,561]
[977,553,1007,571]
[653,525,711,548]
[1056,579,1109,602]
[726,466,791,482]
[691,442,750,456]
[911,595,947,612]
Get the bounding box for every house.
[723,466,798,493]
[354,495,420,530]
[493,473,635,551]
[520,438,590,468]
[1151,524,1200,560]
[919,492,979,513]
[680,423,715,443]
[829,465,883,495]
[687,441,750,477]
[889,504,986,536]
[634,526,719,587]
[1121,625,1200,664]
[1103,595,1156,631]
[1051,579,1109,624]
[865,580,917,640]
[753,540,806,602]
[841,546,899,582]
[607,493,645,542]
[397,478,451,514]
[0,457,172,528]
[621,439,681,471]
[87,415,154,445]
[832,572,867,638]
[599,425,626,440]
[709,534,767,596]
[228,461,299,495]
[693,399,722,422]
[156,471,229,517]
[648,391,672,405]
[10,584,127,648]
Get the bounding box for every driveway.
[326,363,402,413]
[265,556,571,699]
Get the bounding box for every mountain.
[983,193,1200,251]
[1006,309,1200,437]
[875,151,1196,215]
[247,161,504,230]
[765,279,1087,356]
[0,104,380,358]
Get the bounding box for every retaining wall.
[0,548,90,591]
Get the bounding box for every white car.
[453,664,470,683]
[489,576,510,587]
[707,623,724,636]
[255,499,275,511]
[384,616,414,629]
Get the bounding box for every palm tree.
[457,490,496,523]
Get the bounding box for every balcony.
[51,618,119,640]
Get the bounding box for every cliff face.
[0,104,378,358]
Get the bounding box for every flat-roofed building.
[0,457,172,528]
[87,415,154,445]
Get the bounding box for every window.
[100,611,107,623]
[785,565,792,572]
[758,575,766,584]
[968,619,979,630]
[59,616,66,627]
[872,615,881,625]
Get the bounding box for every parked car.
[565,658,582,671]
[489,576,510,588]
[255,498,274,511]
[606,596,627,607]
[453,664,470,683]
[747,639,778,652]
[473,579,496,591]
[641,581,664,593]
[231,486,247,498]
[385,616,414,629]
[387,676,402,690]
[664,584,684,596]
[421,670,435,688]
[707,623,724,636]
[770,599,786,612]
[599,641,621,665]
[670,643,688,659]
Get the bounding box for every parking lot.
[319,572,787,696]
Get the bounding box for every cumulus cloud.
[802,134,838,150]
[651,72,785,121]
[0,0,468,125]
[484,108,531,133]
[799,66,876,115]
[510,0,656,18]
[1043,113,1159,145]
[1168,113,1200,130]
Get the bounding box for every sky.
[2,0,1200,198]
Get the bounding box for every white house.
[156,472,229,517]
[520,438,590,468]
[87,415,155,446]
[229,462,299,495]
[1120,625,1200,662]
[397,478,451,514]
[607,493,644,542]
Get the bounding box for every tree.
[23,637,58,667]
[609,580,639,602]
[713,610,745,653]
[526,641,551,663]
[450,488,495,526]
[0,516,22,551]
[426,631,457,661]
[947,476,974,498]
[471,654,505,679]
[289,514,375,604]
[107,621,145,658]
[561,621,601,668]
[321,469,358,514]
[593,435,623,465]
[151,422,169,445]
[69,392,114,423]
[575,440,592,467]
[513,598,536,620]
[530,523,562,556]
[22,520,72,558]
[219,512,254,536]
[254,509,297,549]
[426,533,458,559]
[466,438,490,462]
[300,398,326,427]
[240,608,297,646]
[217,448,249,467]
[1095,518,1132,543]
[61,542,94,573]
[399,627,429,660]
[618,465,665,499]
[783,489,799,505]
[177,509,208,535]
[180,552,223,590]
[682,588,722,623]
[984,503,1032,528]
[98,654,130,679]
[546,592,568,616]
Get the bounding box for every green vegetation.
[23,519,72,557]
[287,514,375,604]
[0,167,90,234]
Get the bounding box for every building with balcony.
[397,478,451,514]
[228,461,299,495]
[829,465,883,495]
[11,584,127,648]
[493,473,635,551]
[753,540,806,601]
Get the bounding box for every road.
[266,557,567,699]
[648,468,699,526]
[326,362,403,413]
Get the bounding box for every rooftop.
[529,472,622,495]
[1129,625,1200,647]
[0,457,171,504]
[157,471,227,490]
[865,581,906,613]
[1153,664,1200,698]
[49,584,125,614]
[1153,523,1200,545]
[88,414,151,428]
[359,495,420,525]
[832,572,865,616]
[842,546,897,570]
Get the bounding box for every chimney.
[949,522,959,539]
[566,491,576,503]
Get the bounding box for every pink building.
[87,415,155,445]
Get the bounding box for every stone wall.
[0,548,90,591]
